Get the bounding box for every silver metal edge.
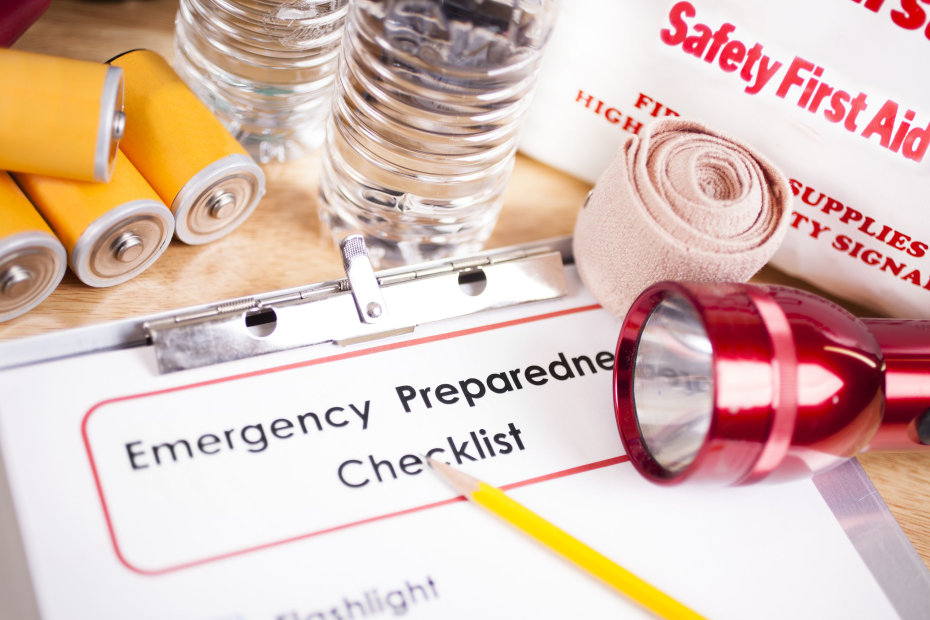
[813,459,930,619]
[0,448,41,620]
[94,66,124,183]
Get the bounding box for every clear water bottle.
[174,0,349,163]
[318,0,559,267]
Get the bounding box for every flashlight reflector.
[633,295,713,474]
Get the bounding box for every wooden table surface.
[6,0,929,571]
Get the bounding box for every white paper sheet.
[0,268,905,619]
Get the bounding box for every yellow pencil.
[427,458,706,620]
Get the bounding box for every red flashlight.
[0,0,49,47]
[614,281,930,485]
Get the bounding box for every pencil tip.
[425,457,480,494]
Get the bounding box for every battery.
[109,49,265,245]
[0,172,66,322]
[14,150,174,288]
[0,48,124,182]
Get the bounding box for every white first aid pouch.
[520,0,930,318]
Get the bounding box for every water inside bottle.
[318,0,557,266]
[174,0,349,163]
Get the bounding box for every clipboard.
[1,236,928,619]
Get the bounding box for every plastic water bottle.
[173,0,349,164]
[318,0,558,267]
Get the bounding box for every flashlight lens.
[633,295,714,474]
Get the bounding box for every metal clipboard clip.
[144,235,569,373]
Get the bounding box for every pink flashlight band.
[614,281,930,486]
[737,286,798,485]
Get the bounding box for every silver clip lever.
[341,235,386,324]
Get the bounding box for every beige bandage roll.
[573,118,792,318]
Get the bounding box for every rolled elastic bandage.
[573,118,792,318]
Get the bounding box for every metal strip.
[813,459,930,620]
[145,249,568,373]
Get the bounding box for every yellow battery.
[14,150,175,288]
[0,172,66,322]
[109,49,265,245]
[0,48,125,182]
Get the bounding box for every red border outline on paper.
[81,304,625,575]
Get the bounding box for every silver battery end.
[71,199,175,287]
[0,231,67,322]
[172,154,266,245]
